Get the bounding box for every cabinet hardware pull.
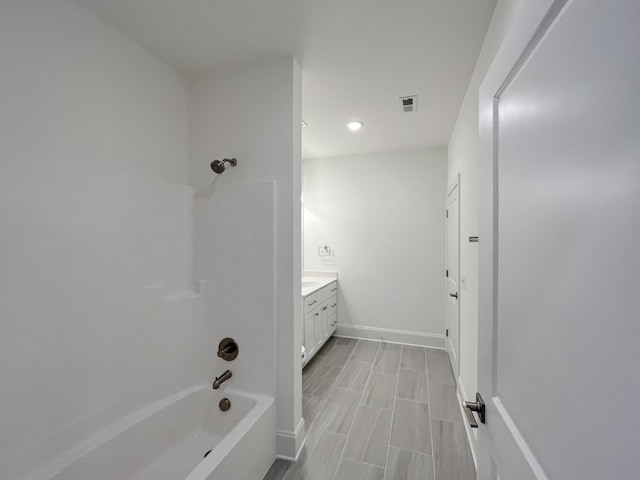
[314,312,319,317]
[331,303,337,308]
[308,300,317,306]
[331,321,337,326]
[322,306,327,311]
[331,288,337,291]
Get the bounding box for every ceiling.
[77,0,496,159]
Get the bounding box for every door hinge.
[446,269,449,277]
[446,329,449,337]
[446,210,449,218]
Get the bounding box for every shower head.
[210,158,237,174]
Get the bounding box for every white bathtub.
[46,386,275,480]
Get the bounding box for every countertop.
[301,276,337,297]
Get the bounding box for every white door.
[446,174,460,380]
[475,0,640,478]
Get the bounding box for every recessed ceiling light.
[347,121,363,131]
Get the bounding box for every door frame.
[445,173,460,381]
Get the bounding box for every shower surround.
[0,1,301,478]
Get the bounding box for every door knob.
[463,393,485,428]
[450,292,458,298]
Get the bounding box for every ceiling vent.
[400,95,418,113]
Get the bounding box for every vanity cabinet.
[328,298,338,335]
[302,280,337,365]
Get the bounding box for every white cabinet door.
[476,0,640,478]
[314,302,326,348]
[321,303,329,341]
[304,311,316,359]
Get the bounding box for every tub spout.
[212,370,232,390]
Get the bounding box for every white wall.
[0,1,199,479]
[303,148,447,347]
[188,57,303,459]
[0,0,189,184]
[447,0,524,460]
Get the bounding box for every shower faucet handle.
[219,344,234,355]
[217,338,239,361]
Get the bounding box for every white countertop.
[301,276,337,297]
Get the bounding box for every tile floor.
[284,337,475,480]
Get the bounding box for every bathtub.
[45,386,275,480]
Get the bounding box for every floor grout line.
[428,379,457,386]
[382,343,402,480]
[295,355,347,478]
[426,347,438,480]
[332,340,379,480]
[292,341,356,480]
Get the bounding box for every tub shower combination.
[24,158,277,480]
[47,338,276,480]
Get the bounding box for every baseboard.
[456,376,478,469]
[276,417,306,461]
[335,324,446,349]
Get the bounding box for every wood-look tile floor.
[285,337,475,480]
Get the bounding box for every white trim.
[335,324,446,349]
[445,173,461,379]
[276,417,306,462]
[494,397,549,480]
[456,376,478,469]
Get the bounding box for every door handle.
[463,392,485,428]
[449,292,458,298]
[463,404,478,428]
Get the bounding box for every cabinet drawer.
[315,281,337,305]
[328,295,337,315]
[304,281,338,313]
[329,313,338,334]
[304,292,321,312]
